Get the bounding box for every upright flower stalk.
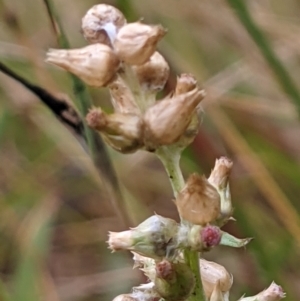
[46,4,285,301]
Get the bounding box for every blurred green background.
[0,0,300,300]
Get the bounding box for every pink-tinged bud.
[113,22,166,65]
[107,215,178,259]
[200,259,233,299]
[155,260,174,280]
[86,108,143,153]
[174,73,198,96]
[81,4,126,45]
[239,282,285,301]
[201,225,222,249]
[108,76,140,115]
[175,174,221,225]
[132,51,170,92]
[154,260,195,301]
[143,88,205,149]
[46,44,120,87]
[185,225,221,251]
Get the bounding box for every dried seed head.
[86,108,143,153]
[143,87,205,149]
[200,259,233,299]
[108,215,178,259]
[208,157,233,190]
[108,76,140,115]
[154,260,195,301]
[46,44,120,87]
[113,22,166,65]
[239,282,285,301]
[174,73,198,96]
[132,51,170,92]
[82,4,126,45]
[175,174,221,225]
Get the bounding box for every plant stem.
[156,146,205,301]
[156,146,185,197]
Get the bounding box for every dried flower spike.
[82,4,126,45]
[113,22,166,65]
[46,44,120,87]
[132,51,170,92]
[175,174,221,225]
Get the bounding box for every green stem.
[156,146,185,197]
[156,146,205,301]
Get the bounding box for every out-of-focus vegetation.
[0,0,300,300]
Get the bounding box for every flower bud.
[174,73,198,96]
[175,174,221,225]
[113,22,166,65]
[239,282,285,301]
[46,44,120,87]
[154,260,195,301]
[107,215,178,259]
[208,157,233,190]
[143,87,205,149]
[210,281,226,301]
[108,76,140,115]
[200,259,233,299]
[208,157,233,223]
[186,224,221,251]
[81,4,126,45]
[131,51,170,92]
[86,108,143,153]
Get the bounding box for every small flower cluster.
[46,4,285,301]
[46,4,205,154]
